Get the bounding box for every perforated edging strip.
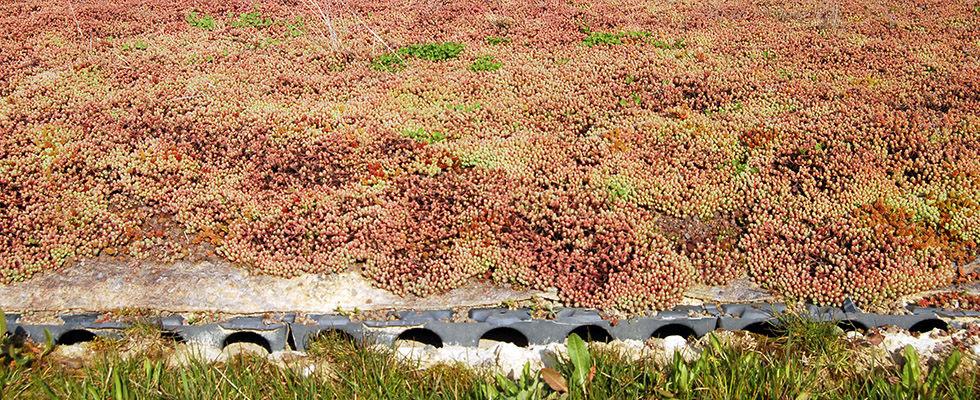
[4,303,976,353]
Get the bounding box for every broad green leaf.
[566,333,591,390]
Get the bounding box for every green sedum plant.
[229,8,274,29]
[284,17,306,37]
[185,12,215,30]
[485,36,511,45]
[121,40,147,51]
[470,55,502,72]
[582,31,622,47]
[402,127,446,144]
[373,42,465,71]
[582,28,684,49]
[400,42,465,61]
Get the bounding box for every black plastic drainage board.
[4,303,977,354]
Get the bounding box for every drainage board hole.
[479,327,529,348]
[743,321,781,337]
[568,325,613,343]
[908,319,948,334]
[651,324,698,339]
[223,332,272,353]
[58,329,98,345]
[396,328,443,348]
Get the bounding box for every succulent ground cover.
[1,0,979,311]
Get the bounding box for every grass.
[1,316,977,399]
[3,328,484,399]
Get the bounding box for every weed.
[529,296,560,319]
[479,363,562,399]
[229,8,274,29]
[372,42,465,72]
[401,127,446,144]
[485,36,511,45]
[622,31,650,40]
[249,37,280,50]
[582,32,622,47]
[448,102,481,112]
[500,298,518,309]
[333,305,361,318]
[729,152,758,176]
[372,53,408,72]
[565,333,592,392]
[478,333,594,399]
[185,310,219,325]
[284,17,306,37]
[757,50,777,60]
[400,42,465,61]
[618,92,642,107]
[121,40,147,51]
[1,307,54,367]
[651,38,686,49]
[469,55,502,72]
[607,175,635,200]
[185,12,215,31]
[582,29,684,49]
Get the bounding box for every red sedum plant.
[1,0,978,311]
